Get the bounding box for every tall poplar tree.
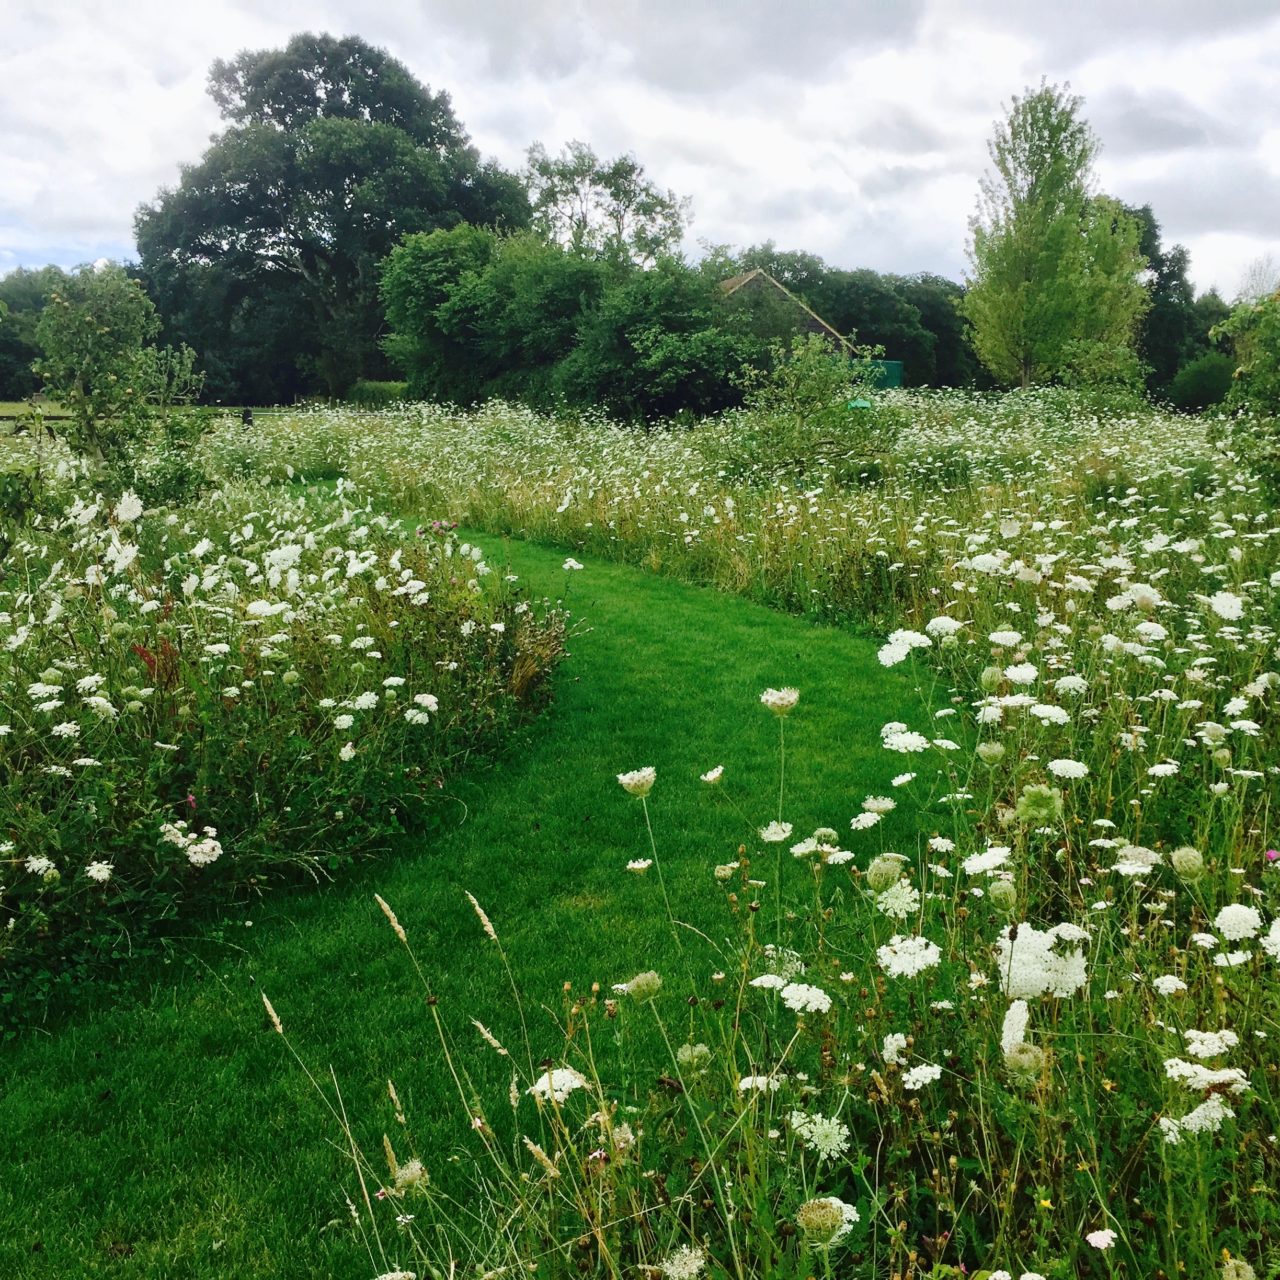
[962,82,1148,388]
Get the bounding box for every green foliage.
[29,264,206,510]
[0,485,565,1007]
[730,333,900,479]
[136,32,528,399]
[1167,351,1235,411]
[524,140,690,264]
[962,83,1149,388]
[1213,290,1280,499]
[346,379,409,408]
[555,255,756,419]
[383,233,753,419]
[1215,289,1280,416]
[0,266,67,399]
[730,244,979,387]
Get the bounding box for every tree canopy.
[524,141,689,264]
[961,82,1148,388]
[135,32,528,398]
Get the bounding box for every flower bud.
[988,879,1018,913]
[867,853,907,892]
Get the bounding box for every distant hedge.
[347,379,409,408]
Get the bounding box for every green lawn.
[0,530,927,1279]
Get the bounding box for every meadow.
[3,388,1278,1279]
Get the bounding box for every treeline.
[0,32,1243,415]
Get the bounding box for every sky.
[2,0,1279,297]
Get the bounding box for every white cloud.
[2,0,1278,296]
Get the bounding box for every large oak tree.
[135,33,528,397]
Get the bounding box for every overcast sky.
[3,0,1278,297]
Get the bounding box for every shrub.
[347,379,410,409]
[0,482,564,1006]
[1167,352,1234,411]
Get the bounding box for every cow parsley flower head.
[528,1068,588,1104]
[867,852,909,891]
[659,1245,707,1280]
[789,1110,851,1160]
[1207,590,1245,620]
[617,767,656,797]
[795,1195,859,1246]
[781,982,832,1015]
[760,686,799,716]
[612,970,662,1002]
[114,490,144,523]
[1047,758,1088,779]
[901,1062,942,1091]
[882,1032,908,1064]
[1215,903,1262,941]
[995,922,1088,998]
[876,880,921,920]
[877,934,942,978]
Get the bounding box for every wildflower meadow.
[3,388,1278,1279]
[231,391,1277,1278]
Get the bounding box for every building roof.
[719,268,855,353]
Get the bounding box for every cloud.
[1,0,1278,298]
[1089,86,1234,156]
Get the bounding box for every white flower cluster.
[159,820,223,867]
[788,1109,851,1160]
[995,922,1089,998]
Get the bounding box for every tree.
[136,33,528,397]
[34,263,199,472]
[1235,253,1280,304]
[961,82,1148,388]
[894,273,982,387]
[1124,204,1196,391]
[556,256,755,418]
[525,141,690,264]
[1215,288,1280,416]
[0,266,66,399]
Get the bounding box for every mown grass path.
[1,531,929,1279]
